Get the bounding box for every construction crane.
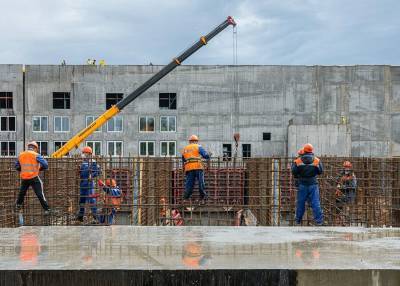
[51,16,236,158]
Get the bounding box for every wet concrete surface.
[0,226,399,271]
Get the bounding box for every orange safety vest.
[19,150,40,180]
[294,156,320,167]
[182,144,203,172]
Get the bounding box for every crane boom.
[51,16,236,158]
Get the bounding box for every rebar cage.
[0,157,399,227]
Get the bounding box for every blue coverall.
[99,186,121,225]
[291,153,324,225]
[182,146,210,200]
[77,159,101,221]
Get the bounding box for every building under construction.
[1,64,400,285]
[0,64,400,157]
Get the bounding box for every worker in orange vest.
[291,143,323,225]
[15,141,51,214]
[98,178,121,225]
[181,135,210,200]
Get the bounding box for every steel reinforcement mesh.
[0,157,399,227]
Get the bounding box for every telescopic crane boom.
[51,16,236,158]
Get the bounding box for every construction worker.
[291,143,324,226]
[77,146,101,223]
[15,141,51,214]
[181,135,210,201]
[98,179,121,225]
[336,161,357,204]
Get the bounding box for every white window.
[139,116,155,132]
[32,116,48,132]
[107,141,123,156]
[107,116,123,132]
[86,141,102,156]
[37,141,48,156]
[160,141,176,156]
[139,141,155,156]
[160,116,176,132]
[54,116,70,132]
[86,116,101,132]
[0,141,16,156]
[0,116,16,132]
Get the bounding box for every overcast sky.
[0,0,398,65]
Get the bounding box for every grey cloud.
[0,0,398,65]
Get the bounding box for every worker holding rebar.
[15,141,51,215]
[181,135,210,201]
[77,146,101,223]
[291,143,324,226]
[98,179,121,225]
[336,161,357,204]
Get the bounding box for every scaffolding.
[0,157,399,227]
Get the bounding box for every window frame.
[105,93,124,110]
[159,93,177,110]
[54,116,70,133]
[263,132,271,141]
[242,143,251,158]
[86,140,102,156]
[139,141,156,157]
[32,116,49,133]
[0,92,13,109]
[36,141,49,156]
[52,92,71,109]
[86,116,101,132]
[0,116,16,132]
[107,141,123,157]
[107,116,123,132]
[222,143,232,160]
[138,116,155,133]
[0,141,16,157]
[160,116,176,132]
[160,141,176,157]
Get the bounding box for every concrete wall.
[0,65,23,154]
[288,124,351,156]
[1,64,399,157]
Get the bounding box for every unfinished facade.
[0,64,399,157]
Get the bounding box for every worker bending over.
[77,146,101,223]
[98,179,121,225]
[15,141,51,214]
[181,135,210,201]
[291,143,324,226]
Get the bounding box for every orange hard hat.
[343,161,352,168]
[303,143,314,153]
[189,135,199,142]
[297,148,305,155]
[105,179,117,187]
[27,141,39,150]
[82,146,92,154]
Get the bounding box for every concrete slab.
[0,226,399,271]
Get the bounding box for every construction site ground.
[0,226,399,286]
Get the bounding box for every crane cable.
[232,25,239,158]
